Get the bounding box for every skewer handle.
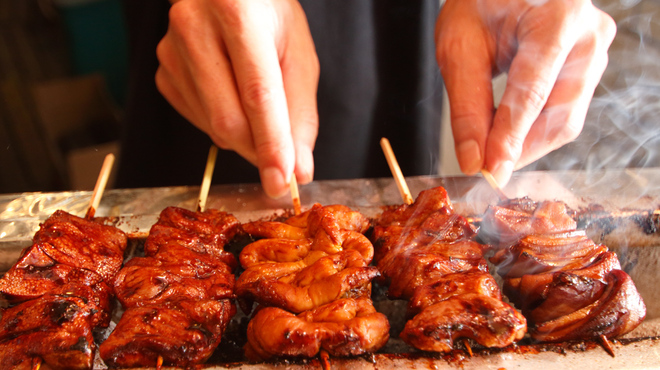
[380,138,413,205]
[290,173,302,216]
[86,153,115,219]
[480,169,508,201]
[198,145,219,212]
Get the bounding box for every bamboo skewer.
[319,349,332,370]
[380,138,413,205]
[85,153,115,219]
[156,354,164,370]
[599,334,616,357]
[462,338,473,357]
[197,145,219,212]
[31,357,41,370]
[290,173,302,216]
[480,169,508,201]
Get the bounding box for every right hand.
[156,0,320,198]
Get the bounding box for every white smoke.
[528,0,660,174]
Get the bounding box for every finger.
[485,13,574,185]
[518,12,616,168]
[218,5,295,198]
[436,8,493,176]
[281,13,320,185]
[166,2,258,166]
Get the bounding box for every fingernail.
[296,150,314,184]
[261,166,288,199]
[456,140,482,174]
[490,160,514,187]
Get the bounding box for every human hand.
[436,0,616,185]
[156,0,320,198]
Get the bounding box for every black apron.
[115,0,443,188]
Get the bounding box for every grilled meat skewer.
[100,206,239,368]
[372,186,526,352]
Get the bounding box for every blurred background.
[0,0,658,194]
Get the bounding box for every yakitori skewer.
[101,145,238,367]
[5,154,125,370]
[380,138,479,357]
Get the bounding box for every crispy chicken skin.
[482,199,646,342]
[100,207,239,368]
[372,187,526,352]
[239,204,388,360]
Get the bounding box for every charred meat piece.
[100,300,235,368]
[0,211,127,303]
[0,285,100,370]
[400,293,526,352]
[482,198,646,342]
[100,207,239,368]
[113,256,235,307]
[31,210,127,282]
[372,186,526,352]
[407,271,502,318]
[0,211,127,370]
[480,199,577,247]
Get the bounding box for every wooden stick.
[480,168,508,201]
[462,338,473,357]
[85,153,115,219]
[319,349,331,370]
[380,138,413,205]
[197,145,219,212]
[290,173,302,216]
[31,357,41,370]
[599,334,616,357]
[157,354,164,370]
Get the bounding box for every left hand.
[436,0,617,185]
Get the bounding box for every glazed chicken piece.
[482,198,646,342]
[0,284,104,370]
[0,211,127,370]
[244,298,389,361]
[237,250,379,313]
[100,299,235,368]
[113,256,235,307]
[406,271,502,317]
[372,186,526,352]
[479,198,577,248]
[0,210,127,303]
[400,293,526,352]
[100,207,239,368]
[239,204,388,359]
[238,204,378,314]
